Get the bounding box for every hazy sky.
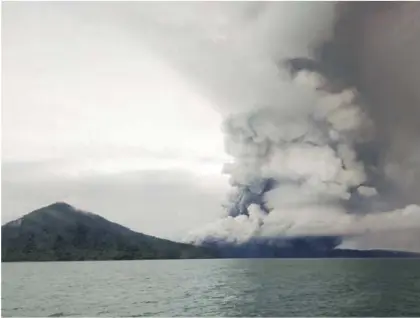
[2,1,334,242]
[2,2,236,240]
[4,2,419,252]
[2,2,335,242]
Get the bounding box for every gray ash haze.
[2,2,420,252]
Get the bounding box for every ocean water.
[2,259,420,317]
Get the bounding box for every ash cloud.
[130,2,420,250]
[316,2,420,208]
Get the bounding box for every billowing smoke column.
[132,2,420,252]
[182,2,420,252]
[222,75,374,220]
[201,66,377,250]
[316,2,420,209]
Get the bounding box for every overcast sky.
[2,2,335,242]
[1,2,240,241]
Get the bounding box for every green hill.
[1,202,217,262]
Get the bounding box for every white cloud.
[3,2,419,253]
[2,2,225,163]
[2,2,228,239]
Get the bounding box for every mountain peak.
[20,202,97,224]
[2,203,216,262]
[47,202,75,211]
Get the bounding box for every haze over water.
[2,259,420,317]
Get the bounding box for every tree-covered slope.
[1,202,217,262]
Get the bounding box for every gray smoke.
[126,2,420,248]
[316,2,420,208]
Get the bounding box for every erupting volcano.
[175,2,420,255]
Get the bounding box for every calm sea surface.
[2,259,420,317]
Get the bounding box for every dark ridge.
[200,236,343,258]
[4,203,418,261]
[198,236,420,258]
[47,202,74,211]
[1,203,218,262]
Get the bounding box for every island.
[2,202,419,262]
[1,202,217,261]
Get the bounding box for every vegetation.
[3,202,417,262]
[1,202,217,262]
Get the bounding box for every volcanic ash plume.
[183,2,420,247]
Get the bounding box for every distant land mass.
[2,202,419,262]
[1,202,217,262]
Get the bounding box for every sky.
[2,2,420,252]
[2,2,234,241]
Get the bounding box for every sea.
[2,259,420,317]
